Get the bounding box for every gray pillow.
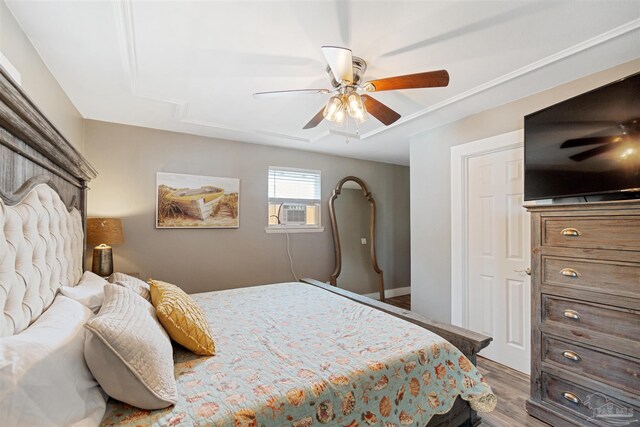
[84,284,177,409]
[109,272,151,301]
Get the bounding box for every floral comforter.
[101,283,495,426]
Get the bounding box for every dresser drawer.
[542,216,640,251]
[542,296,640,343]
[542,335,640,395]
[541,372,639,423]
[542,256,640,299]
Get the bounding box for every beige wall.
[410,58,640,323]
[0,1,84,152]
[84,120,410,294]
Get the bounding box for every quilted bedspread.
[101,283,495,426]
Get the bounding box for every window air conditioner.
[281,203,307,225]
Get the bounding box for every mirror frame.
[328,176,385,301]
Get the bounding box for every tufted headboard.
[0,184,84,336]
[0,66,96,336]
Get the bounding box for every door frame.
[450,129,524,328]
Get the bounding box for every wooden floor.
[384,294,549,427]
[385,293,411,310]
[475,356,549,427]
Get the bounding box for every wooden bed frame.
[0,67,96,232]
[0,65,492,427]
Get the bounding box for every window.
[267,167,322,231]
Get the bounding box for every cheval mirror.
[329,176,385,301]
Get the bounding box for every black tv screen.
[524,72,640,201]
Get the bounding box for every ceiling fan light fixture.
[323,94,345,122]
[346,92,366,118]
[620,147,636,159]
[334,106,346,124]
[352,110,368,125]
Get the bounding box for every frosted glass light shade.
[345,92,367,123]
[323,95,345,122]
[334,106,346,124]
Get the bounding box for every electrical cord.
[272,202,299,281]
[270,203,283,225]
[269,214,280,224]
[285,230,299,282]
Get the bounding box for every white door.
[467,146,531,374]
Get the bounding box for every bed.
[0,66,495,426]
[101,283,495,426]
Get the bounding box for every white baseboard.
[363,286,411,300]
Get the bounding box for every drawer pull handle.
[562,392,582,405]
[562,350,581,362]
[560,268,580,278]
[561,228,581,237]
[563,309,581,320]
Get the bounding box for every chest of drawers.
[526,201,640,426]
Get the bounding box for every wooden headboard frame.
[0,66,96,252]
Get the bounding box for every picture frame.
[156,172,240,229]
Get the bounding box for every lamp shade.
[322,95,345,122]
[87,218,124,245]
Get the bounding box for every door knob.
[515,267,531,276]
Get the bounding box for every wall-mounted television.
[524,72,640,201]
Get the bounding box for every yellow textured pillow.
[148,279,215,356]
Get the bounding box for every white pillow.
[59,271,108,313]
[109,272,151,301]
[0,296,107,427]
[84,284,177,409]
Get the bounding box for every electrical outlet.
[361,238,367,245]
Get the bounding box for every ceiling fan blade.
[303,108,325,129]
[561,135,622,149]
[253,89,330,98]
[569,141,621,162]
[363,70,449,92]
[321,46,354,84]
[361,95,401,126]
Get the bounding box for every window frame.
[266,166,324,233]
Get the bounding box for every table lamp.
[87,217,124,277]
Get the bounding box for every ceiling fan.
[253,46,449,129]
[560,118,639,161]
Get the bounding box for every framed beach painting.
[156,172,239,228]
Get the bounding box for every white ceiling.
[6,0,640,165]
